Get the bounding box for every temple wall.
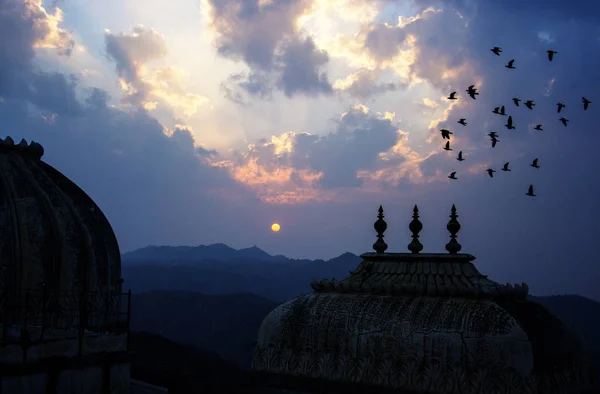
[0,332,131,394]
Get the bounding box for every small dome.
[0,137,122,328]
[252,206,594,394]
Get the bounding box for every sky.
[1,0,600,300]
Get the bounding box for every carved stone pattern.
[252,346,590,394]
[267,294,520,352]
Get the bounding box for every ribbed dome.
[0,136,122,325]
[251,206,595,394]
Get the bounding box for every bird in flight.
[583,97,591,110]
[501,162,511,172]
[448,172,457,180]
[534,124,543,131]
[557,103,566,113]
[448,92,457,100]
[466,85,479,100]
[547,50,557,62]
[488,132,499,138]
[443,141,452,151]
[491,47,502,56]
[492,106,506,115]
[487,169,496,178]
[530,158,540,169]
[525,100,535,110]
[512,97,521,106]
[440,129,453,139]
[457,151,465,161]
[505,116,515,130]
[526,184,536,197]
[490,136,499,148]
[559,117,569,126]
[458,118,467,126]
[505,59,515,69]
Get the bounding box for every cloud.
[0,0,75,100]
[217,104,435,202]
[277,36,333,97]
[104,26,209,116]
[201,0,333,100]
[333,68,399,98]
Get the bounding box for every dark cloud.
[364,22,407,60]
[204,0,333,101]
[29,71,82,115]
[104,26,167,106]
[336,69,399,98]
[105,26,167,81]
[410,0,600,23]
[0,0,75,99]
[196,146,219,157]
[277,37,333,98]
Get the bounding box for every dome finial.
[407,205,423,254]
[373,205,388,253]
[0,137,44,159]
[445,204,462,254]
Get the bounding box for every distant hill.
[121,248,361,302]
[130,292,279,368]
[123,243,303,264]
[131,290,600,376]
[529,295,600,354]
[130,331,257,394]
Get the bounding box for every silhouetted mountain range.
[123,243,307,264]
[122,245,361,302]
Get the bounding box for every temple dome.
[252,206,594,394]
[0,136,122,326]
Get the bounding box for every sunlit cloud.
[105,26,210,116]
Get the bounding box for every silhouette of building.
[0,137,165,393]
[252,205,595,393]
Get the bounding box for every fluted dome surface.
[0,137,122,311]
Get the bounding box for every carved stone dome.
[252,206,595,394]
[0,136,122,322]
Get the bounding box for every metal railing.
[0,288,131,354]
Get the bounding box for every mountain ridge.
[122,243,354,264]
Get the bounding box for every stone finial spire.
[445,204,462,254]
[373,205,388,253]
[407,205,423,254]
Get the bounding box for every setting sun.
[271,223,281,232]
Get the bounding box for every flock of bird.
[441,46,592,197]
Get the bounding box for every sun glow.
[271,223,281,232]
